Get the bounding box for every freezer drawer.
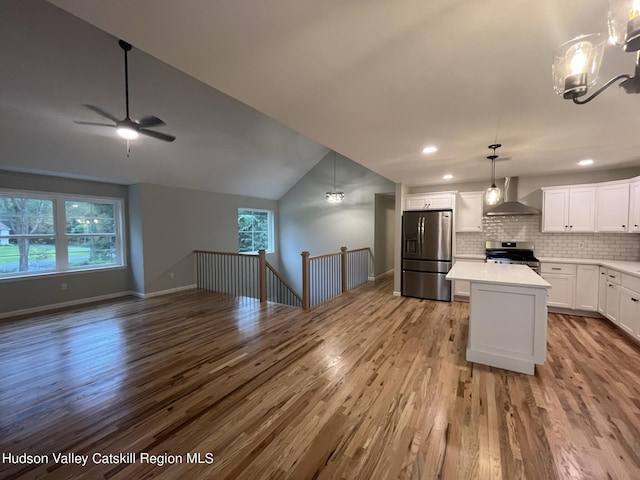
[402,259,451,274]
[402,270,452,301]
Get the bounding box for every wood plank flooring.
[1,275,640,479]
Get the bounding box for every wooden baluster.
[341,246,348,294]
[258,249,267,303]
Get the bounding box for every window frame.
[238,207,275,254]
[0,189,126,280]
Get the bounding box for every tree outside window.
[0,192,124,277]
[238,209,273,253]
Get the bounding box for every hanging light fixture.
[485,144,501,206]
[326,151,345,203]
[553,0,640,103]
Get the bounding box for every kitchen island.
[446,261,551,375]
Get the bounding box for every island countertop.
[447,261,551,289]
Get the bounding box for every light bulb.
[567,42,591,75]
[117,127,138,140]
[485,187,500,206]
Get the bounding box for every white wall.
[278,152,394,292]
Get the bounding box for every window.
[0,191,124,278]
[238,208,274,254]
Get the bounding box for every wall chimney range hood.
[486,177,540,216]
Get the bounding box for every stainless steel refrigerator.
[402,209,453,301]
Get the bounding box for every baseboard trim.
[0,291,135,320]
[133,284,197,299]
[393,290,402,297]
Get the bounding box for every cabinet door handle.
[569,225,573,229]
[551,267,562,271]
[608,275,616,278]
[622,224,626,228]
[609,284,614,288]
[601,272,606,275]
[632,298,639,303]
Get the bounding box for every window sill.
[0,264,128,283]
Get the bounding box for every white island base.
[447,262,551,375]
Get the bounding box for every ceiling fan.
[74,40,176,143]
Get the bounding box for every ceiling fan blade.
[139,128,176,142]
[74,121,116,127]
[137,115,165,128]
[83,104,120,123]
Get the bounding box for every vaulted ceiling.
[2,1,640,200]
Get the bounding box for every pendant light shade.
[326,151,344,203]
[485,144,501,206]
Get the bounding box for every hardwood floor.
[1,276,640,479]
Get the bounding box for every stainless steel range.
[485,241,540,273]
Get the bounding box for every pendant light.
[326,151,345,203]
[553,0,640,104]
[485,143,501,206]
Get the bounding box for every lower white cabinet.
[540,263,576,309]
[605,282,621,325]
[575,264,599,311]
[598,267,607,315]
[453,258,484,298]
[619,288,640,336]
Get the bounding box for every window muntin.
[238,208,274,254]
[0,191,124,278]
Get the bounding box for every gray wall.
[129,183,279,295]
[278,152,394,292]
[374,193,395,276]
[0,170,131,315]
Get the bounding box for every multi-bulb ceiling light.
[326,151,345,203]
[485,144,502,206]
[553,0,640,103]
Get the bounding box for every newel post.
[341,246,348,293]
[301,251,310,310]
[258,249,267,303]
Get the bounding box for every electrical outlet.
[61,283,67,290]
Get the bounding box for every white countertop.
[447,261,551,288]
[538,257,640,278]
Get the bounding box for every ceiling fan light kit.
[74,39,176,152]
[554,0,640,103]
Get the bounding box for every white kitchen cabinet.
[603,269,622,324]
[619,288,640,336]
[405,192,454,210]
[453,258,484,298]
[595,183,629,232]
[628,181,640,232]
[456,192,483,232]
[605,282,621,325]
[541,263,576,308]
[598,267,607,315]
[541,187,595,232]
[575,264,599,311]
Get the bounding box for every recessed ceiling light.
[442,174,453,180]
[578,159,594,166]
[422,146,438,154]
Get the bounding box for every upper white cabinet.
[456,192,483,232]
[541,186,595,232]
[596,183,629,232]
[405,192,454,210]
[628,180,640,232]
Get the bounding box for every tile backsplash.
[457,215,640,261]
